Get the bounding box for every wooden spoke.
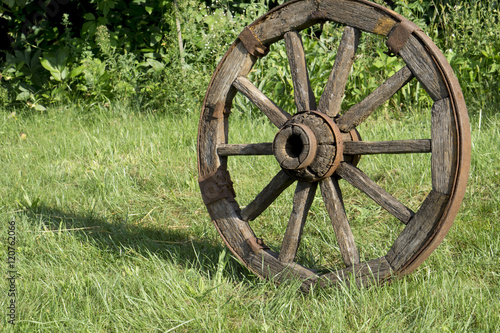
[233,76,291,128]
[284,31,316,112]
[217,143,273,156]
[337,66,414,132]
[320,177,359,267]
[343,139,431,155]
[279,181,317,264]
[318,26,361,117]
[241,170,295,221]
[336,162,414,224]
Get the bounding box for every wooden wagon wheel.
[197,0,471,291]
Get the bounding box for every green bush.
[0,0,498,114]
[0,0,271,110]
[393,0,500,113]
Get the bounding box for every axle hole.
[286,134,303,158]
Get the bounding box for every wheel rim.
[197,0,471,291]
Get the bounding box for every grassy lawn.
[1,103,499,332]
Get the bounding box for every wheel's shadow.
[22,204,256,283]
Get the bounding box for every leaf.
[41,58,62,81]
[3,0,15,8]
[372,59,385,69]
[98,62,107,77]
[70,65,85,78]
[82,21,97,36]
[40,49,69,82]
[30,49,42,68]
[83,13,95,21]
[15,61,25,71]
[40,58,56,73]
[146,58,164,71]
[97,17,108,25]
[51,72,61,81]
[14,50,28,63]
[61,67,69,81]
[101,0,115,17]
[56,48,69,67]
[16,91,30,101]
[34,104,47,112]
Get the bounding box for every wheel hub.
[273,111,344,182]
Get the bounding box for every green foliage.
[0,0,498,114]
[0,0,274,110]
[392,0,500,112]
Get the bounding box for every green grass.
[1,104,499,332]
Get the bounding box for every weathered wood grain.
[337,66,413,132]
[241,170,295,221]
[199,41,257,177]
[250,0,318,45]
[317,256,392,288]
[399,34,449,101]
[343,139,431,155]
[431,98,457,195]
[392,29,470,276]
[246,248,318,291]
[198,108,222,177]
[284,31,317,112]
[319,1,396,36]
[336,162,414,224]
[206,199,316,287]
[217,143,273,156]
[279,181,318,263]
[320,177,359,267]
[205,42,256,109]
[233,76,291,128]
[387,190,449,271]
[205,199,259,271]
[273,123,318,170]
[250,0,396,46]
[318,26,360,117]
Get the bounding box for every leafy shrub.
[0,0,498,114]
[393,0,500,113]
[0,0,278,110]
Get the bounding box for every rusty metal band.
[386,19,421,55]
[309,111,344,179]
[198,168,236,205]
[238,26,269,57]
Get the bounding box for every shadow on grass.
[22,203,257,283]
